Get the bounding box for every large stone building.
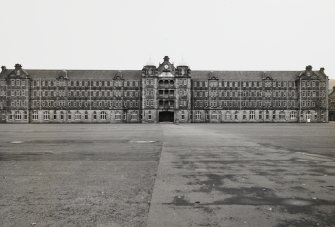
[0,56,329,123]
[329,87,335,121]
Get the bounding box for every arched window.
[272,111,276,120]
[279,111,285,120]
[100,111,107,120]
[234,111,238,120]
[67,111,72,120]
[249,110,255,120]
[75,111,81,120]
[43,111,50,120]
[93,111,97,120]
[225,111,232,120]
[290,111,296,120]
[15,111,22,120]
[84,111,89,120]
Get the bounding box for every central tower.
[141,56,191,123]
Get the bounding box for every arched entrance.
[159,111,174,122]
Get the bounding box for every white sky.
[0,0,334,79]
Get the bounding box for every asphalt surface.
[0,123,335,227]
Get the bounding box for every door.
[159,111,174,122]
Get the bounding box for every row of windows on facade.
[29,90,140,98]
[157,89,189,96]
[30,80,140,87]
[194,100,323,108]
[199,80,326,88]
[145,100,187,108]
[8,110,139,121]
[0,79,328,88]
[194,90,325,98]
[193,110,322,121]
[157,79,188,86]
[30,100,140,108]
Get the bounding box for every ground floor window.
[266,111,270,120]
[93,111,97,120]
[60,111,64,120]
[306,111,311,120]
[259,111,263,120]
[181,111,185,120]
[131,111,137,120]
[242,111,247,120]
[24,111,28,120]
[195,111,201,120]
[68,111,72,120]
[15,111,22,120]
[279,111,285,120]
[249,110,255,120]
[100,111,107,120]
[85,111,89,120]
[272,111,276,120]
[115,112,121,120]
[290,111,296,120]
[75,111,81,120]
[44,111,50,120]
[225,111,232,120]
[211,112,218,120]
[234,111,238,120]
[148,111,152,120]
[32,111,38,120]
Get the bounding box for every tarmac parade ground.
[0,123,334,227]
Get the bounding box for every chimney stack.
[320,67,325,73]
[306,65,312,71]
[14,64,22,70]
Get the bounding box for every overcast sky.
[0,0,334,79]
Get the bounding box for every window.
[249,110,255,120]
[131,111,137,120]
[15,111,22,120]
[225,111,231,120]
[234,111,238,120]
[195,111,201,120]
[75,111,81,120]
[60,111,64,120]
[266,111,270,120]
[43,111,50,120]
[272,111,276,120]
[100,111,107,120]
[115,112,121,120]
[290,111,296,120]
[67,111,72,120]
[23,111,28,120]
[181,111,185,120]
[148,111,152,120]
[85,111,88,120]
[211,111,218,120]
[93,111,97,120]
[279,111,285,120]
[242,111,247,120]
[259,111,263,120]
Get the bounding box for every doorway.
[159,111,174,122]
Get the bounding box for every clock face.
[164,65,169,69]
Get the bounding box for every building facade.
[0,56,329,124]
[329,87,335,121]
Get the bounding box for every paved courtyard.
[0,123,334,226]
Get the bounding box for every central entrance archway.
[159,111,174,122]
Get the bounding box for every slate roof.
[0,68,327,82]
